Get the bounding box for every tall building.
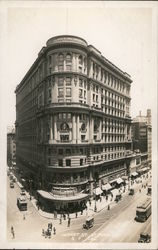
[7,126,16,169]
[132,109,152,168]
[15,35,132,212]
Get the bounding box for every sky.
[0,1,157,125]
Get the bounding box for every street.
[7,173,151,243]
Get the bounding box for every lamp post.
[94,180,97,212]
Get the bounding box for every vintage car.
[83,216,94,229]
[115,194,122,202]
[10,182,14,188]
[129,188,135,195]
[138,233,151,243]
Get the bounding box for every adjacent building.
[7,126,16,169]
[132,109,152,168]
[15,35,132,212]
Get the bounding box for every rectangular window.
[84,90,86,99]
[48,158,51,165]
[66,148,71,155]
[58,148,63,155]
[93,94,95,102]
[96,95,98,103]
[58,65,64,71]
[79,79,83,87]
[66,65,71,71]
[66,88,71,97]
[58,99,64,103]
[66,77,71,86]
[58,88,63,97]
[81,135,86,141]
[58,159,63,167]
[96,86,98,93]
[49,89,51,98]
[79,89,83,98]
[66,159,71,167]
[60,135,69,142]
[67,113,71,119]
[80,159,83,166]
[58,77,64,86]
[66,99,71,102]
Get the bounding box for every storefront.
[110,177,124,189]
[37,189,89,213]
[93,187,103,200]
[131,172,139,179]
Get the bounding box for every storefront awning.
[102,183,112,191]
[93,187,103,196]
[131,172,138,177]
[37,190,89,202]
[116,177,124,184]
[121,176,128,180]
[137,167,148,173]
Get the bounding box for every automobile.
[138,233,151,243]
[83,216,94,229]
[115,194,122,202]
[10,182,14,188]
[129,188,135,195]
[20,190,26,196]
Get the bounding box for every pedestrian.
[139,189,141,193]
[53,227,56,235]
[23,214,25,220]
[63,214,66,220]
[75,212,78,218]
[11,226,14,239]
[67,213,69,219]
[42,229,45,236]
[108,205,110,210]
[30,195,32,201]
[81,209,83,215]
[59,217,62,224]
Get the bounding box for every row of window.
[91,61,130,95]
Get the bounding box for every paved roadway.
[7,174,151,243]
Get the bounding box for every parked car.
[20,190,26,196]
[129,188,134,195]
[10,182,14,188]
[138,233,151,243]
[115,194,122,202]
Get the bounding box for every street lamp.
[94,180,97,212]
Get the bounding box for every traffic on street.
[7,167,152,243]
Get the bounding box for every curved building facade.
[15,35,132,212]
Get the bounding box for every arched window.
[58,53,64,63]
[66,53,72,63]
[58,53,64,71]
[66,53,72,71]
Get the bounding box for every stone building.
[132,109,152,168]
[7,126,16,169]
[15,35,132,212]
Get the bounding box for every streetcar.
[135,198,151,222]
[17,196,27,211]
[147,184,152,195]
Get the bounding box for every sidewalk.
[14,172,151,222]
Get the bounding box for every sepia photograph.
[0,1,157,249]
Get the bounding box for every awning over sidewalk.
[131,172,138,177]
[137,167,149,173]
[102,183,112,191]
[110,177,124,185]
[121,176,128,180]
[37,190,89,203]
[93,187,103,196]
[116,177,124,184]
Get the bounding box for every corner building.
[15,35,132,212]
